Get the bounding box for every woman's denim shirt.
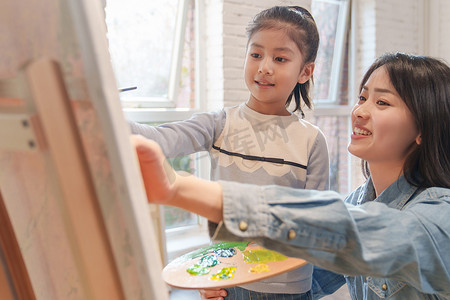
[214,175,450,299]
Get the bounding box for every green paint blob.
[210,267,237,281]
[186,264,210,275]
[242,249,288,264]
[173,242,249,264]
[214,248,237,257]
[198,254,219,268]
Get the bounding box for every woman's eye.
[250,53,261,58]
[358,95,366,103]
[275,57,286,62]
[376,100,390,106]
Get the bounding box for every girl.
[131,6,327,300]
[132,52,450,299]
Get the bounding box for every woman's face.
[348,67,420,166]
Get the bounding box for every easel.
[0,0,169,298]
[0,191,35,300]
[0,58,167,299]
[0,58,126,299]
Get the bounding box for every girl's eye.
[358,95,366,103]
[275,57,286,62]
[250,53,261,58]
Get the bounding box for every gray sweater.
[130,103,330,293]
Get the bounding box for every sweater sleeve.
[129,110,226,158]
[305,129,330,191]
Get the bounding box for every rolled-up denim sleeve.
[216,181,349,252]
[214,181,450,295]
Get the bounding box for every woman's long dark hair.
[360,52,450,189]
[246,6,319,117]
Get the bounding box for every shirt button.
[288,229,296,240]
[239,221,248,232]
[381,283,387,291]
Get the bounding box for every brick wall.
[350,0,450,188]
[434,0,450,62]
[203,0,450,190]
[204,0,311,109]
[206,0,450,108]
[353,0,450,82]
[353,0,422,87]
[204,0,224,111]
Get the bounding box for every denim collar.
[356,175,420,210]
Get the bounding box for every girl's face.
[244,28,313,115]
[348,67,420,166]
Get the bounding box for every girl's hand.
[131,135,177,205]
[199,288,227,300]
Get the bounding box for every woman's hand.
[199,288,227,300]
[132,134,224,223]
[131,135,177,205]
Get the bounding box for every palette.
[162,242,307,289]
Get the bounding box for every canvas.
[0,0,167,299]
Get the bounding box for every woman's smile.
[352,126,372,136]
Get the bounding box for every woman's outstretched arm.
[132,135,450,294]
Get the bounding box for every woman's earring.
[416,135,422,145]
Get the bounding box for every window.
[105,0,197,109]
[312,0,349,104]
[105,0,353,260]
[105,0,208,257]
[310,0,352,195]
[139,123,205,233]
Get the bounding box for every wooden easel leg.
[0,190,36,300]
[24,58,124,300]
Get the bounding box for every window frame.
[309,0,353,195]
[312,0,350,105]
[121,0,206,121]
[163,150,210,262]
[116,0,354,259]
[112,0,198,109]
[115,0,209,260]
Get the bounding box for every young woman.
[132,52,450,299]
[131,6,328,299]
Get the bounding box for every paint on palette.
[214,248,237,257]
[198,255,220,267]
[211,267,237,281]
[249,263,270,273]
[174,241,249,265]
[186,265,210,275]
[186,254,220,275]
[242,249,288,264]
